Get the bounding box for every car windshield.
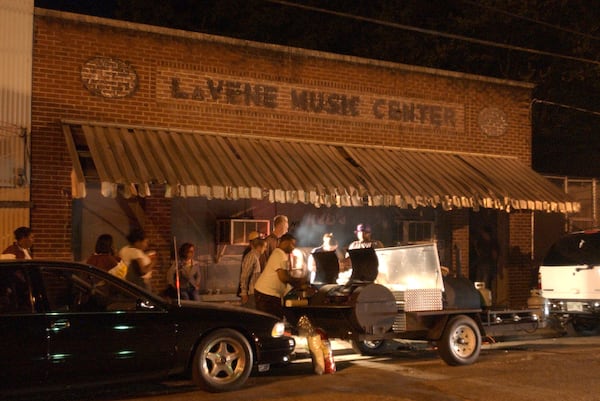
[543,232,600,266]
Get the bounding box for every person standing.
[254,233,298,319]
[264,215,289,264]
[307,233,341,281]
[239,236,267,308]
[340,224,383,283]
[2,226,34,259]
[166,242,201,301]
[86,234,120,272]
[347,223,384,250]
[119,228,156,291]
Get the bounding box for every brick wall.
[449,209,470,276]
[507,212,535,307]
[32,12,532,155]
[142,185,172,291]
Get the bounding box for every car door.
[39,266,176,385]
[0,264,49,391]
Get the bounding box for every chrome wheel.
[192,329,253,392]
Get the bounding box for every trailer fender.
[426,312,485,341]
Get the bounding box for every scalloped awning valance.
[62,120,579,213]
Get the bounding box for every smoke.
[290,212,353,250]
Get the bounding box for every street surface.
[9,333,600,401]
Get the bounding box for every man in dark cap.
[254,233,300,319]
[338,223,384,283]
[348,223,384,250]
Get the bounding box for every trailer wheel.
[351,339,389,355]
[566,317,600,337]
[438,315,481,366]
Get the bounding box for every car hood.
[169,299,280,319]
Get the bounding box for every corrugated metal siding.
[0,0,32,126]
[63,120,580,213]
[0,207,29,247]
[0,0,33,244]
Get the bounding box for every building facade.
[27,8,577,307]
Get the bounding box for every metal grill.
[392,312,406,332]
[392,291,406,310]
[395,289,443,312]
[406,289,443,311]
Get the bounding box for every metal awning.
[62,120,579,213]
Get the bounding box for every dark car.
[0,260,294,395]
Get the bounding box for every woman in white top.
[119,228,156,291]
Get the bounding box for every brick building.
[26,8,577,307]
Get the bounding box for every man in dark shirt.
[2,226,34,259]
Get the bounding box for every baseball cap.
[248,231,260,241]
[355,223,371,233]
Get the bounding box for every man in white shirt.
[254,233,297,319]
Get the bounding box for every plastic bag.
[108,260,128,279]
[307,333,325,375]
[317,328,336,374]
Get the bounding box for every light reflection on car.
[0,260,294,395]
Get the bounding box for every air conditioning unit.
[215,219,270,262]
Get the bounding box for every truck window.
[543,232,600,266]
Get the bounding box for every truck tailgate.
[540,264,600,300]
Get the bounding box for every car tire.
[351,339,389,355]
[437,315,481,366]
[192,328,253,392]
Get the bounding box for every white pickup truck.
[540,229,600,335]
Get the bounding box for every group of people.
[86,229,201,300]
[0,218,385,321]
[84,228,159,291]
[238,216,385,320]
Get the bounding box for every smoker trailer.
[284,243,540,366]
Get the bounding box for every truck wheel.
[192,329,253,392]
[351,339,388,355]
[438,315,481,366]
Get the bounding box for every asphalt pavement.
[8,327,600,401]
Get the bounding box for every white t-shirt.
[119,246,151,272]
[254,248,290,298]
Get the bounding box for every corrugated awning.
[62,120,579,213]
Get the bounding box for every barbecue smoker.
[285,243,541,366]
